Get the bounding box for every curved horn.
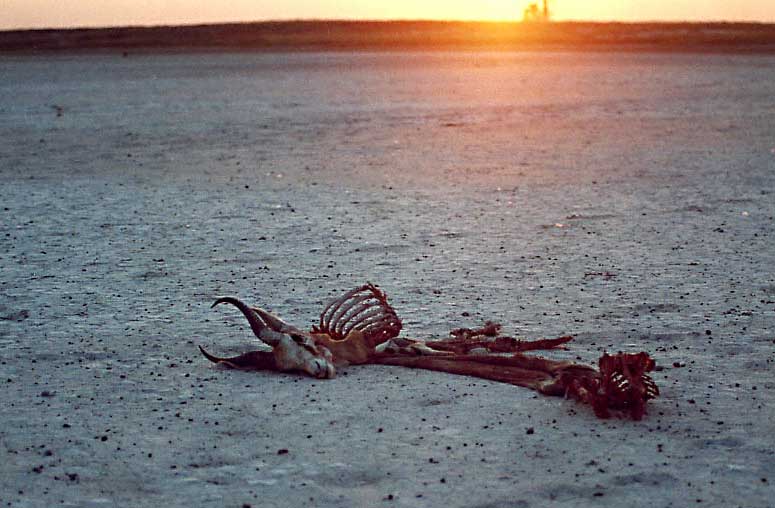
[198,345,228,364]
[211,297,281,346]
[251,306,295,333]
[198,345,280,371]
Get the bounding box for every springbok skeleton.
[199,283,659,420]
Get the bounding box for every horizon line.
[4,17,775,33]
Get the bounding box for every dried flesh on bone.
[201,283,659,420]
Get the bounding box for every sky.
[2,0,774,30]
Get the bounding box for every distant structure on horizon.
[523,0,550,22]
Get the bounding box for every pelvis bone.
[199,283,659,420]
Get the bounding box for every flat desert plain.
[1,51,774,507]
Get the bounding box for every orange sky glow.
[2,0,774,30]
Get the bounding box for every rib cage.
[313,282,402,344]
[608,372,659,400]
[591,352,660,418]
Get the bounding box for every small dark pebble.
[100,436,108,442]
[526,427,535,435]
[277,449,289,455]
[40,391,55,397]
[593,492,604,497]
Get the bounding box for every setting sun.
[2,0,774,29]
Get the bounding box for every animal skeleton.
[199,283,659,420]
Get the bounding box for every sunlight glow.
[2,0,774,30]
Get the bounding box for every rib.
[315,282,401,343]
[319,286,371,332]
[326,295,377,335]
